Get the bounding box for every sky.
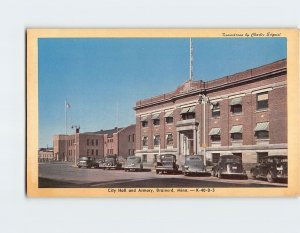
[38,37,287,148]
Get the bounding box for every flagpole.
[65,100,67,161]
[65,100,67,135]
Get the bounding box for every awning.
[229,125,243,134]
[140,116,148,122]
[209,128,221,136]
[189,106,195,113]
[254,122,269,131]
[164,111,173,118]
[151,113,160,120]
[257,93,268,101]
[229,97,242,106]
[180,107,189,114]
[180,106,195,114]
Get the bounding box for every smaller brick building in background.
[53,124,135,162]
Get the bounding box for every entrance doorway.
[180,130,195,156]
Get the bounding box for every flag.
[66,102,71,108]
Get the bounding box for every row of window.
[87,149,99,156]
[142,134,174,147]
[128,149,135,155]
[107,149,114,155]
[67,139,75,146]
[209,122,270,141]
[140,92,269,127]
[128,134,135,142]
[107,138,113,143]
[86,139,99,146]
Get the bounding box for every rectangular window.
[212,153,220,164]
[87,139,89,146]
[95,139,98,146]
[166,117,173,124]
[95,150,98,156]
[257,152,268,163]
[132,134,135,142]
[233,153,242,159]
[231,105,242,114]
[257,92,269,110]
[142,121,148,127]
[211,103,220,117]
[87,149,89,155]
[128,135,131,142]
[182,112,195,120]
[128,149,131,155]
[256,131,269,139]
[154,135,160,146]
[231,133,243,140]
[142,154,147,162]
[142,136,148,146]
[91,139,94,146]
[153,119,160,126]
[166,133,173,145]
[211,135,221,142]
[91,149,94,155]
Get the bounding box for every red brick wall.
[118,124,136,157]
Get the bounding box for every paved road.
[38,162,287,188]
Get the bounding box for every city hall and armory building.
[134,59,287,168]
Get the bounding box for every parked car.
[77,156,98,168]
[97,159,106,169]
[250,155,287,183]
[182,155,209,176]
[103,155,122,170]
[211,155,247,179]
[124,156,143,172]
[156,154,179,174]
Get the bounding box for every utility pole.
[199,94,212,166]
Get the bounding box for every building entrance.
[179,130,195,156]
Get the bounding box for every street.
[38,162,287,188]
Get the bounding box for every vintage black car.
[211,155,247,179]
[124,156,143,172]
[182,155,209,176]
[103,155,122,170]
[97,159,106,169]
[250,155,287,183]
[155,154,179,174]
[77,156,98,168]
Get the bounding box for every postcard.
[27,29,300,197]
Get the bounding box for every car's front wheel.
[217,170,222,179]
[251,171,257,179]
[266,171,274,183]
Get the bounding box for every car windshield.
[105,157,115,162]
[161,155,175,161]
[127,157,141,163]
[221,157,241,163]
[80,157,88,161]
[271,158,287,163]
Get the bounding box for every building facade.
[38,148,54,162]
[53,125,136,162]
[134,59,287,167]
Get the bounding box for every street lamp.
[198,94,212,166]
[71,125,80,166]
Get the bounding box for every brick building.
[38,147,54,162]
[134,59,287,167]
[53,124,136,162]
